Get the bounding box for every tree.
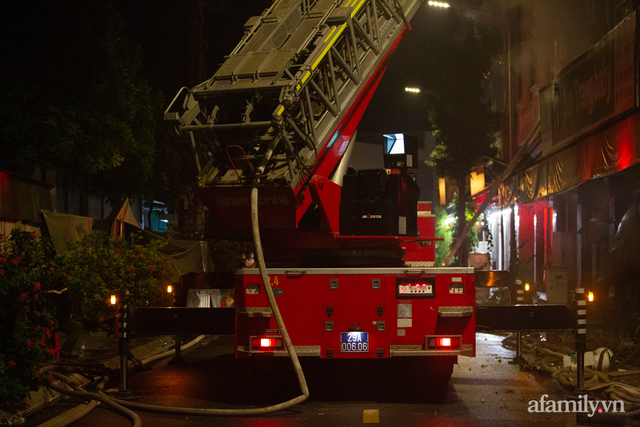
[0,231,57,402]
[0,0,164,202]
[424,9,501,266]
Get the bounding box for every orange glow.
[470,172,485,196]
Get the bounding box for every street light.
[428,1,450,8]
[404,87,421,93]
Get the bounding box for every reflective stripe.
[312,23,347,70]
[575,288,585,294]
[351,0,367,17]
[578,319,586,325]
[516,290,524,294]
[577,300,586,306]
[276,105,285,116]
[577,329,587,334]
[324,26,337,43]
[577,310,586,315]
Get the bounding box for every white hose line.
[47,373,141,427]
[36,400,98,427]
[250,134,308,400]
[39,135,309,420]
[95,134,309,416]
[250,180,310,400]
[138,335,205,366]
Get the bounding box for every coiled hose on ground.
[39,133,309,426]
[502,333,640,417]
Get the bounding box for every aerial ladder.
[164,0,479,373]
[166,0,423,260]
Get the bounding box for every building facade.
[488,0,640,309]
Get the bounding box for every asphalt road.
[30,333,576,427]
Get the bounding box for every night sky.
[115,0,440,135]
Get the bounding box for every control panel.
[396,276,436,299]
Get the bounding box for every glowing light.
[444,215,455,227]
[110,295,117,305]
[440,337,451,347]
[167,285,172,293]
[404,87,421,93]
[524,283,530,292]
[588,292,594,302]
[260,338,272,347]
[470,172,485,196]
[439,178,446,206]
[428,1,450,7]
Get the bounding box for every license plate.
[340,332,369,353]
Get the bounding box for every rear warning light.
[427,336,460,349]
[251,337,284,351]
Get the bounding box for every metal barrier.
[476,276,588,390]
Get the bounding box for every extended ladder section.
[166,0,423,224]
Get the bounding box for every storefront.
[487,11,640,307]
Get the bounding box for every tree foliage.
[0,231,57,402]
[424,10,500,178]
[58,231,173,325]
[423,8,501,265]
[0,0,165,201]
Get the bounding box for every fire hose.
[502,334,640,417]
[38,133,309,426]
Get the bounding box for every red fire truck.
[165,0,476,376]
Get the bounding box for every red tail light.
[438,337,451,347]
[251,336,284,351]
[427,336,460,349]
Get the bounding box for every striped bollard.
[118,290,134,398]
[511,280,526,365]
[515,279,524,304]
[575,287,587,393]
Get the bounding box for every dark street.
[34,333,572,427]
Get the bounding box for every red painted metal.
[196,186,297,239]
[293,29,408,226]
[336,235,440,241]
[236,269,476,359]
[310,176,341,233]
[403,202,437,263]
